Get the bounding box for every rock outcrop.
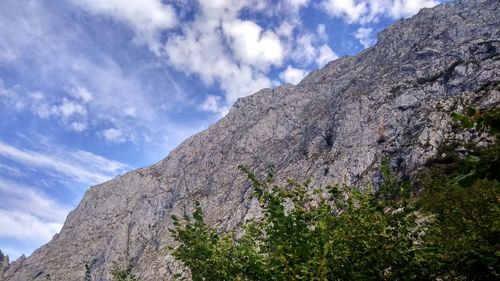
[0,250,9,280]
[2,0,499,280]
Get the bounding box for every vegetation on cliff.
[168,108,499,281]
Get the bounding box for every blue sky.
[0,0,443,260]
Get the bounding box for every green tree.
[170,167,434,280]
[169,108,499,281]
[417,107,500,280]
[110,265,138,281]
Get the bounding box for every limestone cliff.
[2,0,499,280]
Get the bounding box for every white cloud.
[72,150,126,173]
[64,0,320,118]
[276,21,296,37]
[32,103,51,119]
[70,122,87,132]
[71,0,177,53]
[321,0,439,24]
[354,27,376,48]
[0,179,70,222]
[289,27,338,68]
[0,80,25,110]
[29,91,44,101]
[199,95,228,116]
[0,179,71,251]
[54,98,87,118]
[390,0,439,18]
[0,141,127,185]
[102,128,126,143]
[317,24,328,40]
[283,0,311,15]
[0,210,63,242]
[70,85,93,103]
[279,66,308,85]
[222,19,284,70]
[1,83,92,131]
[321,0,368,23]
[291,34,318,65]
[124,107,137,117]
[316,44,338,67]
[0,163,23,178]
[163,1,286,107]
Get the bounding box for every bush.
[170,108,499,281]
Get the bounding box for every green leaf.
[465,155,480,164]
[466,107,477,117]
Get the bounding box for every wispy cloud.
[0,0,199,150]
[0,179,70,222]
[0,210,63,242]
[0,179,71,259]
[0,141,127,185]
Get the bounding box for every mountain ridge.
[2,0,499,280]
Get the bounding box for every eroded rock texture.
[2,0,499,280]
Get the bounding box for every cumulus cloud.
[0,0,162,140]
[291,34,318,65]
[101,128,126,143]
[54,98,87,118]
[64,0,334,117]
[321,0,439,24]
[1,83,90,130]
[316,44,338,67]
[71,0,177,53]
[289,25,338,68]
[70,122,87,132]
[222,19,284,70]
[354,27,376,48]
[321,0,369,23]
[286,0,310,9]
[163,0,287,109]
[0,80,25,110]
[279,66,308,85]
[390,0,440,18]
[70,85,93,103]
[199,95,229,116]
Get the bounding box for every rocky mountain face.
[2,0,499,280]
[0,250,9,278]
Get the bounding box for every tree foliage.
[170,108,500,281]
[110,265,138,281]
[85,264,91,281]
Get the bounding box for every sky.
[0,0,443,260]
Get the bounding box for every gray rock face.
[2,0,499,280]
[0,250,9,279]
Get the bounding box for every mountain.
[2,0,499,280]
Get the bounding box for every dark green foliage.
[84,264,91,281]
[170,169,434,280]
[170,107,500,281]
[451,107,500,135]
[110,265,137,281]
[417,107,500,280]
